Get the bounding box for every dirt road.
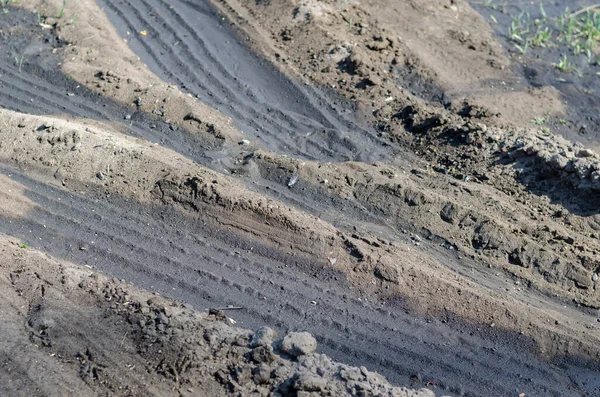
[1,0,600,396]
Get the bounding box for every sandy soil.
[1,0,600,396]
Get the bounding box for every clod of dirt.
[280,331,318,357]
[250,326,277,348]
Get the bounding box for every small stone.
[593,273,598,282]
[96,172,104,180]
[239,139,250,146]
[250,326,277,348]
[124,114,132,120]
[280,332,317,357]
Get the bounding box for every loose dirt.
[1,0,600,396]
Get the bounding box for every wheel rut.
[96,0,391,162]
[0,3,597,396]
[0,166,580,397]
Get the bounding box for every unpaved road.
[1,0,600,396]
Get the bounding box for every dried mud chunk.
[472,222,505,251]
[440,202,460,224]
[548,154,569,171]
[508,246,533,268]
[293,372,327,392]
[339,51,367,76]
[359,74,381,87]
[576,148,596,158]
[232,364,253,386]
[250,326,277,348]
[565,265,592,289]
[366,34,394,51]
[252,363,272,385]
[403,189,427,206]
[572,158,593,179]
[251,345,278,363]
[374,263,400,284]
[280,332,317,357]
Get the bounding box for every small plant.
[531,26,552,47]
[21,243,28,249]
[554,54,580,74]
[495,4,600,66]
[0,0,11,13]
[56,0,66,19]
[514,40,529,54]
[14,54,24,73]
[530,116,546,125]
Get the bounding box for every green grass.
[554,54,580,74]
[530,116,546,125]
[498,3,600,71]
[14,54,24,73]
[1,0,11,13]
[56,0,66,19]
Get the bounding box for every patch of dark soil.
[468,0,600,148]
[392,57,446,104]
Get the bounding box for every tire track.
[98,0,337,161]
[0,62,218,165]
[96,0,390,162]
[0,5,593,397]
[0,167,580,397]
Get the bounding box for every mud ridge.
[2,1,600,396]
[2,164,588,397]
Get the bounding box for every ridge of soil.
[1,0,600,396]
[0,233,435,397]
